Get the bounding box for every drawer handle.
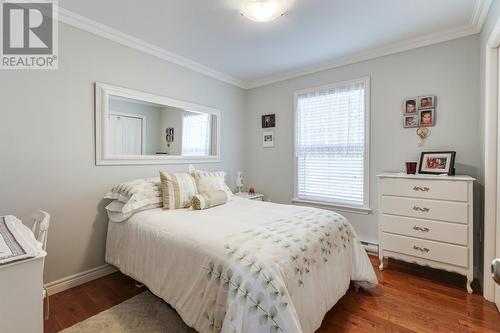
[413,186,430,192]
[413,226,430,232]
[413,206,430,212]
[413,245,430,253]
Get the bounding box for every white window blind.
[182,112,211,156]
[295,79,368,208]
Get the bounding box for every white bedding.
[105,197,377,333]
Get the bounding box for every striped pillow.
[191,190,228,210]
[160,172,198,209]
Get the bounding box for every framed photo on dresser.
[418,151,456,175]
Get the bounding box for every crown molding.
[56,1,492,91]
[246,0,493,89]
[470,0,492,32]
[56,8,247,89]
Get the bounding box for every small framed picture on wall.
[418,95,436,109]
[262,130,274,148]
[403,97,418,114]
[165,128,175,142]
[403,114,418,128]
[419,109,435,127]
[262,114,276,128]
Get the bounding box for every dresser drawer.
[380,178,468,202]
[381,196,468,224]
[381,233,468,267]
[381,214,468,245]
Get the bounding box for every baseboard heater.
[361,241,378,254]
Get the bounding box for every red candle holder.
[406,162,417,175]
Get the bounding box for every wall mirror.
[95,83,220,165]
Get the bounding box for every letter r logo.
[2,2,53,54]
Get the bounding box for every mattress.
[105,197,377,333]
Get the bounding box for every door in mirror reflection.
[108,114,144,155]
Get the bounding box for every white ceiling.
[59,0,491,88]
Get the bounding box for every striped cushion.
[160,172,198,209]
[191,190,228,210]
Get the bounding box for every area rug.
[61,291,196,333]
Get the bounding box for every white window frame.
[292,77,371,214]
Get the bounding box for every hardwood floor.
[45,256,500,333]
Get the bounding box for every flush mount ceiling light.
[241,0,286,23]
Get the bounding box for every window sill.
[291,198,372,215]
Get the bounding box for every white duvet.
[105,198,377,333]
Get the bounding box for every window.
[294,77,370,212]
[182,112,211,156]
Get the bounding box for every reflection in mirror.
[95,82,220,165]
[107,95,217,157]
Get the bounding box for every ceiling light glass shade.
[242,0,286,22]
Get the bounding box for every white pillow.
[105,200,161,222]
[190,170,232,197]
[104,177,162,214]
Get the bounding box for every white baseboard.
[45,264,117,296]
[361,241,379,255]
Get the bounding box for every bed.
[105,197,377,333]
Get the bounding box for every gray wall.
[0,23,247,284]
[244,36,480,247]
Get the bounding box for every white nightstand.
[234,192,264,201]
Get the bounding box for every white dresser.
[377,173,475,293]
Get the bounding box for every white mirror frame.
[95,82,221,165]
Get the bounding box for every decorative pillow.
[104,177,162,214]
[190,170,232,198]
[160,171,198,209]
[105,200,161,222]
[191,190,228,210]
